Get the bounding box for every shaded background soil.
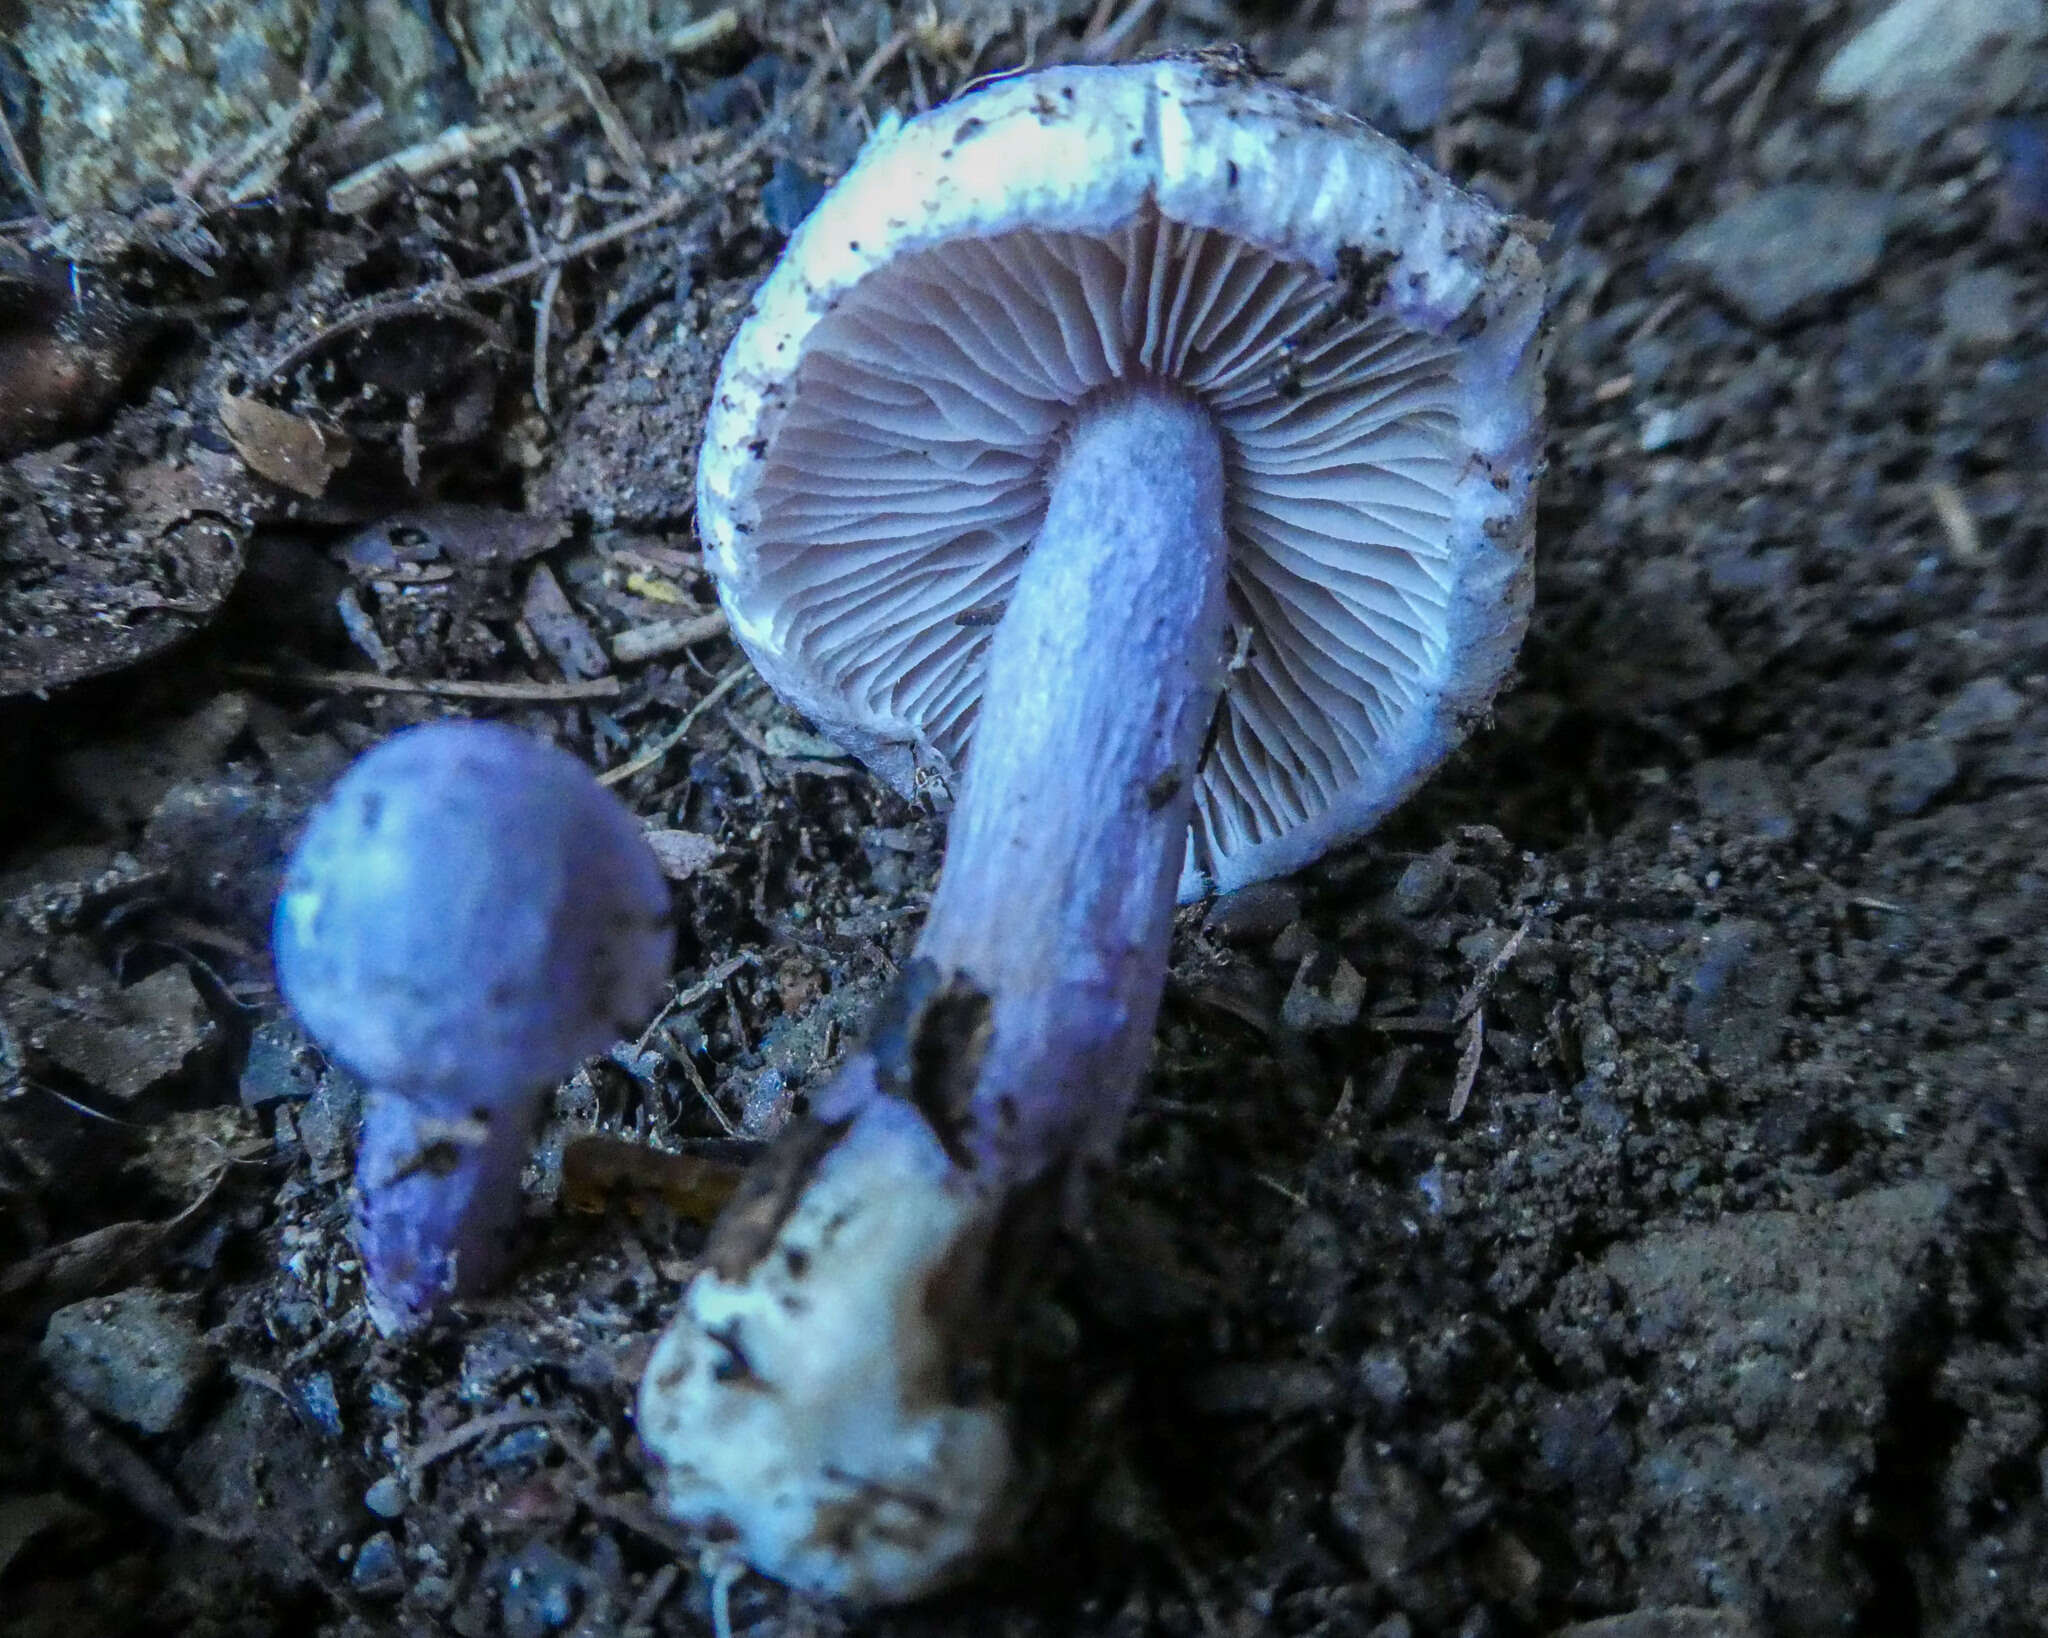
[1,2,2044,1635]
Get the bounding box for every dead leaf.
[559,1133,743,1220]
[219,392,353,496]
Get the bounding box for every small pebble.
[1621,154,1679,218]
[1359,1349,1411,1411]
[1639,401,1716,453]
[411,1573,456,1611]
[1870,737,1960,817]
[364,1476,408,1518]
[1941,268,2020,352]
[1392,847,1455,917]
[39,1288,215,1435]
[1934,676,2024,740]
[295,1073,362,1184]
[1282,952,1366,1032]
[299,1370,344,1439]
[238,1018,322,1106]
[350,1530,406,1598]
[1671,185,1891,326]
[503,1541,586,1637]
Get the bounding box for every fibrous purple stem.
[352,1087,540,1328]
[638,387,1231,1600]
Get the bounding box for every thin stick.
[409,1406,551,1468]
[1454,914,1533,1022]
[820,14,874,139]
[610,609,728,665]
[655,7,742,60]
[1929,480,1982,563]
[847,31,912,101]
[191,42,353,204]
[326,106,580,215]
[232,666,620,702]
[287,49,833,390]
[256,294,507,383]
[459,55,833,298]
[522,0,653,191]
[1447,1009,1485,1121]
[0,96,46,217]
[503,163,561,418]
[598,662,752,786]
[1083,0,1168,61]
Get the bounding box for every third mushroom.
[638,54,1548,1602]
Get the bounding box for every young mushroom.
[274,719,673,1333]
[638,54,1546,1601]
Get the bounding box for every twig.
[255,293,507,383]
[509,28,831,251]
[290,47,832,398]
[1455,915,1533,1022]
[1083,0,1169,61]
[1929,480,1982,563]
[504,163,545,259]
[533,262,567,418]
[522,0,653,191]
[0,91,47,217]
[661,952,763,1017]
[327,106,580,214]
[819,14,874,139]
[1253,1171,1310,1209]
[53,1391,241,1541]
[577,1487,700,1556]
[504,163,564,418]
[463,50,833,297]
[461,186,704,296]
[611,609,728,665]
[232,665,621,702]
[622,1562,681,1638]
[655,8,743,61]
[847,30,913,101]
[598,662,753,786]
[302,97,388,167]
[1447,1009,1485,1122]
[677,1047,737,1139]
[201,42,355,204]
[408,1406,552,1469]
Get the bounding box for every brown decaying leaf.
[558,1132,743,1220]
[218,393,354,497]
[0,1165,231,1310]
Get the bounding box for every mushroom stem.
[912,383,1230,1176]
[353,1088,540,1334]
[637,388,1230,1601]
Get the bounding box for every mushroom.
[274,719,673,1333]
[638,55,1545,1602]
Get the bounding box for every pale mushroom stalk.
[912,385,1228,1171]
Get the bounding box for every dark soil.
[2,3,2044,1636]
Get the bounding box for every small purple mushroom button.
[273,719,673,1333]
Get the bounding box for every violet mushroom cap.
[697,54,1545,900]
[640,56,1545,1603]
[273,719,673,1332]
